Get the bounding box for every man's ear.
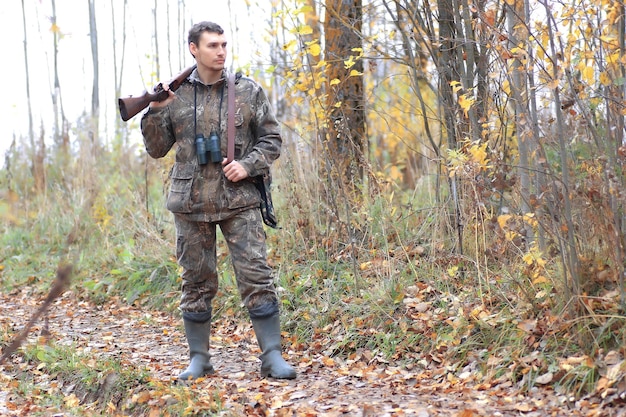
[189,42,197,58]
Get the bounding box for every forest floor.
[0,288,624,417]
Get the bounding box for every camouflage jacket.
[141,69,282,222]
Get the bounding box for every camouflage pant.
[174,208,277,314]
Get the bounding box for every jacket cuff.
[239,160,256,177]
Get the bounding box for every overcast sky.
[0,0,265,158]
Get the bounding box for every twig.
[0,264,72,364]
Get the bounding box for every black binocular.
[195,132,222,165]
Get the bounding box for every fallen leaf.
[517,319,537,333]
[535,372,553,385]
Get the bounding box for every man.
[140,21,296,381]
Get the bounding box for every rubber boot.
[251,313,297,379]
[178,312,214,381]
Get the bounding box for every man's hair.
[188,21,224,47]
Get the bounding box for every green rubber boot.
[251,313,296,379]
[178,314,214,381]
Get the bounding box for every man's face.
[190,31,227,72]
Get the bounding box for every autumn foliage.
[1,0,626,415]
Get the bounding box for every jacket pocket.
[166,163,196,213]
[224,180,261,210]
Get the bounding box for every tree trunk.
[50,0,67,152]
[20,0,34,146]
[507,0,531,236]
[22,0,43,193]
[88,0,100,144]
[437,0,464,253]
[541,0,581,308]
[153,0,160,80]
[111,0,127,146]
[324,0,366,205]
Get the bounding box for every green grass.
[12,340,151,416]
[2,139,626,413]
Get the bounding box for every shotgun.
[117,64,197,121]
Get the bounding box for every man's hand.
[222,159,249,183]
[149,83,176,110]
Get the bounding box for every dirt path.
[0,290,622,416]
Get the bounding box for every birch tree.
[88,0,100,141]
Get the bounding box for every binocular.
[195,132,222,165]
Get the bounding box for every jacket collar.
[189,68,227,87]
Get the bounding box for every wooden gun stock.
[118,89,167,122]
[117,64,197,122]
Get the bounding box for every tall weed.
[1,131,624,401]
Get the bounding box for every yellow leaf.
[502,79,511,95]
[296,25,313,35]
[601,34,617,43]
[314,58,326,69]
[468,142,489,166]
[582,66,594,84]
[344,55,355,69]
[282,39,297,51]
[523,212,538,227]
[330,78,340,86]
[65,394,80,408]
[308,43,321,57]
[450,80,462,93]
[599,71,612,86]
[389,165,403,181]
[537,47,544,60]
[607,52,620,65]
[535,256,546,268]
[497,214,512,230]
[322,356,335,367]
[458,93,475,117]
[349,69,363,77]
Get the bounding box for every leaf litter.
[0,287,624,416]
